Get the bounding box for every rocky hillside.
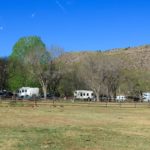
[106,45,150,70]
[60,45,150,70]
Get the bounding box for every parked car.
[126,96,140,102]
[0,90,13,99]
[40,93,56,100]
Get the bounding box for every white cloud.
[55,0,66,13]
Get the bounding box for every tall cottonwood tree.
[24,48,51,99]
[9,36,64,98]
[9,36,45,91]
[24,46,64,99]
[104,55,123,100]
[58,62,86,97]
[79,52,108,101]
[8,58,27,91]
[79,52,123,101]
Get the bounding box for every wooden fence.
[0,99,150,108]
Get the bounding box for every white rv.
[142,92,150,102]
[18,87,39,98]
[74,90,94,100]
[116,95,126,102]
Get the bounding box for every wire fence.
[0,98,150,108]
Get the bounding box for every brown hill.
[60,45,150,70]
[106,45,150,70]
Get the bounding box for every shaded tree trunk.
[96,92,100,102]
[42,85,47,100]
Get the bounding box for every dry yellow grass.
[0,102,150,150]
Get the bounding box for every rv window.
[22,90,24,93]
[25,90,27,92]
[87,93,89,96]
[83,93,85,96]
[80,93,82,96]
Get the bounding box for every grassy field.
[0,101,150,150]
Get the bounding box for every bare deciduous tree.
[79,52,107,101]
[104,55,123,101]
[24,46,64,100]
[79,52,123,101]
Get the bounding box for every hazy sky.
[0,0,150,56]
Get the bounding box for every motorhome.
[116,95,126,102]
[142,92,150,102]
[18,87,39,98]
[74,90,94,100]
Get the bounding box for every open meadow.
[0,101,150,150]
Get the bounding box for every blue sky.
[0,0,150,57]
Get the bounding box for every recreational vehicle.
[74,90,94,100]
[142,92,150,102]
[116,95,126,102]
[18,87,39,98]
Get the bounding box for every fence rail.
[0,99,150,108]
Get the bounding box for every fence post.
[119,101,122,108]
[134,102,137,108]
[105,101,108,108]
[53,98,55,105]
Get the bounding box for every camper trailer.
[74,90,94,100]
[116,95,126,102]
[18,87,39,98]
[143,92,150,102]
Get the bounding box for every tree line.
[0,36,150,101]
